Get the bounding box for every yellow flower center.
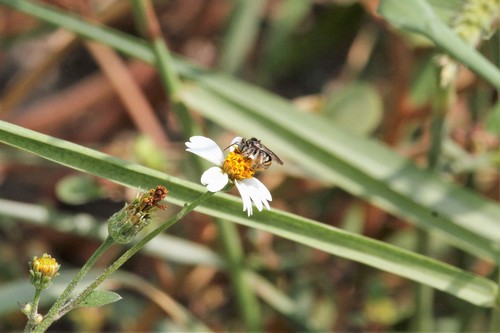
[32,254,60,278]
[222,151,255,180]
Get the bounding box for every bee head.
[224,136,244,152]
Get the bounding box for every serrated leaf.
[78,290,122,308]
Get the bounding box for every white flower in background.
[186,136,273,216]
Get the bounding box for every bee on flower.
[186,136,282,216]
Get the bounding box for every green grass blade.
[0,198,224,267]
[175,64,500,260]
[0,120,497,307]
[0,0,155,64]
[219,0,267,73]
[378,0,500,89]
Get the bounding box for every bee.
[228,137,283,170]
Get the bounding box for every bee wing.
[261,144,284,165]
[271,151,284,165]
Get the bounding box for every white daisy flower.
[186,136,273,216]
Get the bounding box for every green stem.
[33,236,114,332]
[413,229,433,331]
[490,247,500,331]
[23,288,42,333]
[215,219,261,331]
[40,191,214,329]
[412,79,449,331]
[131,0,196,137]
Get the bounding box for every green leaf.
[378,0,500,90]
[78,290,122,308]
[322,82,383,135]
[55,175,104,205]
[0,121,497,307]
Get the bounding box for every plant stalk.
[215,219,262,331]
[33,236,114,332]
[23,288,42,333]
[38,191,214,331]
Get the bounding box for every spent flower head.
[108,185,168,243]
[186,136,281,216]
[29,254,60,290]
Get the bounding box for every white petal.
[235,180,253,216]
[186,136,224,166]
[201,167,229,192]
[235,178,272,216]
[251,177,272,203]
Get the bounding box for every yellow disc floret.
[32,254,60,278]
[222,151,255,180]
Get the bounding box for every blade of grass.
[0,197,321,329]
[257,0,311,83]
[0,198,224,268]
[3,0,500,262]
[2,0,500,307]
[378,0,500,90]
[218,0,266,73]
[0,0,156,64]
[177,80,500,260]
[0,120,497,307]
[130,0,195,137]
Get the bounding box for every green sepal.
[108,207,150,244]
[29,269,54,290]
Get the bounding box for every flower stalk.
[33,190,212,332]
[32,237,114,332]
[29,186,168,332]
[24,254,61,333]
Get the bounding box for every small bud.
[20,302,32,315]
[29,254,60,290]
[34,313,44,324]
[108,186,168,243]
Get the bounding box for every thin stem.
[412,79,449,331]
[50,191,214,322]
[215,219,261,331]
[413,229,433,331]
[23,288,42,333]
[33,236,114,333]
[490,28,500,333]
[490,246,500,332]
[131,0,196,137]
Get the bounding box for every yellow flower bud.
[29,254,60,289]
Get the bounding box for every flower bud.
[34,313,44,324]
[29,254,60,290]
[108,186,168,243]
[20,302,32,315]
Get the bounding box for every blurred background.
[0,0,499,331]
